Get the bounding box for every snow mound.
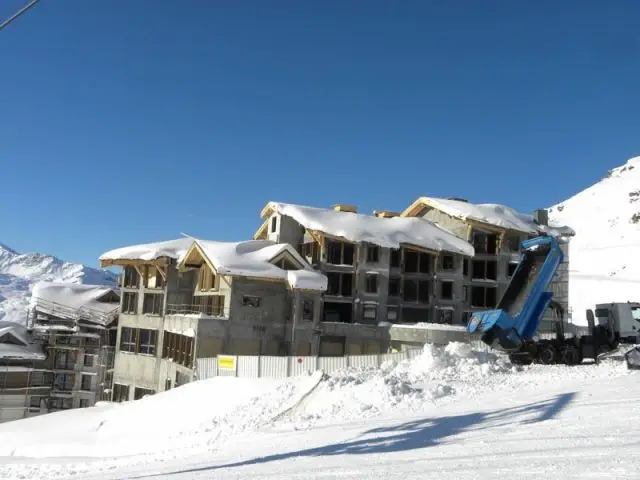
[289,343,515,425]
[548,155,640,322]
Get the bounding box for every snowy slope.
[548,156,640,323]
[0,243,117,324]
[0,343,637,480]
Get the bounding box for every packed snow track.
[0,344,638,480]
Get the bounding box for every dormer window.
[270,216,278,233]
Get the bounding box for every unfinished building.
[254,202,476,335]
[0,321,50,423]
[400,196,574,326]
[98,237,328,401]
[27,282,119,410]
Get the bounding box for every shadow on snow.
[129,391,576,479]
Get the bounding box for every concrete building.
[253,202,477,333]
[27,282,119,410]
[98,237,328,401]
[400,196,574,326]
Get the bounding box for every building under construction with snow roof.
[27,282,119,411]
[98,237,330,402]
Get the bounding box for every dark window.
[404,250,418,273]
[134,387,155,401]
[441,281,453,300]
[418,280,430,303]
[113,383,130,403]
[242,295,261,307]
[507,262,518,277]
[302,300,313,321]
[341,274,353,296]
[388,277,400,296]
[442,255,454,270]
[139,329,157,355]
[143,293,164,315]
[471,286,497,308]
[486,261,497,280]
[83,354,94,367]
[438,309,454,324]
[81,374,92,391]
[270,216,277,233]
[29,396,41,408]
[390,248,401,268]
[122,292,137,314]
[326,273,340,295]
[79,399,90,408]
[463,259,469,276]
[120,327,137,353]
[326,240,355,265]
[123,267,139,288]
[366,245,379,263]
[365,274,378,294]
[403,279,418,302]
[472,260,497,280]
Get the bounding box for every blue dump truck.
[467,235,640,368]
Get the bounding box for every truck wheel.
[537,344,557,365]
[561,346,581,366]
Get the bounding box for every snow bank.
[265,201,475,256]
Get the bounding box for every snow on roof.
[408,197,575,237]
[193,239,327,292]
[99,238,193,264]
[263,202,475,257]
[30,282,120,325]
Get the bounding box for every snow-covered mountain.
[548,155,640,323]
[0,243,117,324]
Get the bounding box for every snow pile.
[289,343,515,425]
[409,196,574,238]
[264,201,475,256]
[0,372,323,460]
[0,244,117,325]
[548,155,640,322]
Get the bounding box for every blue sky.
[1,0,639,267]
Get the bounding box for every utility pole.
[0,0,40,31]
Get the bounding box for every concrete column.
[311,297,322,356]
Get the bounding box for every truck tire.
[561,345,581,366]
[537,344,557,365]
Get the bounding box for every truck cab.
[594,302,640,344]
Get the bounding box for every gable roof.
[260,201,475,257]
[402,196,575,237]
[180,239,328,292]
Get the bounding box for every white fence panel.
[317,356,348,374]
[237,356,260,378]
[348,353,379,369]
[260,356,289,378]
[195,357,218,380]
[289,356,318,377]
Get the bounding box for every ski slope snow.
[0,243,117,324]
[0,343,637,480]
[548,156,640,323]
